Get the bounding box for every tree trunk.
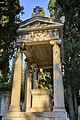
[67,81,75,120]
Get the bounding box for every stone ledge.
[31,89,50,95]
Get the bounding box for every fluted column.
[50,40,65,110]
[10,51,22,111]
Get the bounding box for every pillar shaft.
[10,52,22,111]
[25,62,32,111]
[52,42,65,110]
[33,68,38,89]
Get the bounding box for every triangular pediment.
[18,16,63,44]
[19,16,63,29]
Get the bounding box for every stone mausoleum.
[6,6,69,120]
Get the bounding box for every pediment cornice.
[20,16,63,29]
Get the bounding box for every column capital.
[32,64,39,71]
[50,39,62,46]
[50,40,56,46]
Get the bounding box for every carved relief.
[18,30,59,42]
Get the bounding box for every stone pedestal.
[30,89,50,112]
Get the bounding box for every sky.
[19,0,50,21]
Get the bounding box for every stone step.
[6,111,70,120]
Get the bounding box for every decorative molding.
[18,30,59,43]
[20,16,63,28]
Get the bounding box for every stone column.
[6,51,26,120]
[50,40,69,120]
[25,62,32,112]
[10,52,22,111]
[33,68,37,89]
[53,41,64,110]
[32,64,38,89]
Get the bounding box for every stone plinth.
[30,89,50,112]
[26,112,69,120]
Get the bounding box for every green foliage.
[40,8,45,17]
[48,0,56,18]
[0,0,24,90]
[38,68,52,89]
[0,82,12,91]
[48,0,64,18]
[64,21,80,93]
[31,12,34,17]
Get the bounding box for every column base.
[6,111,26,120]
[53,108,70,120]
[8,105,21,112]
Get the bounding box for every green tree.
[48,0,64,19]
[48,0,56,18]
[0,0,23,89]
[56,1,80,119]
[64,20,80,120]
